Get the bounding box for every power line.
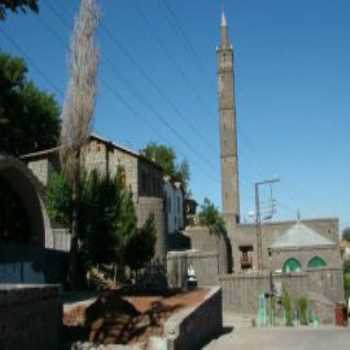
[132,0,217,126]
[160,0,214,84]
[26,7,223,186]
[46,0,220,170]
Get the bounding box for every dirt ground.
[63,288,208,347]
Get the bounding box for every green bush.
[297,297,309,325]
[282,289,293,326]
[344,273,350,300]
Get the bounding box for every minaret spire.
[220,10,230,48]
[217,11,240,227]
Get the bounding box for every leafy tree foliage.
[125,214,157,272]
[47,167,156,274]
[0,0,38,20]
[142,142,191,194]
[198,198,226,237]
[47,172,72,227]
[342,227,350,242]
[0,52,60,156]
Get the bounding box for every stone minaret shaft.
[217,12,240,226]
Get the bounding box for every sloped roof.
[271,221,335,249]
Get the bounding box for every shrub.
[282,289,293,326]
[297,297,309,325]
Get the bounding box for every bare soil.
[63,288,208,347]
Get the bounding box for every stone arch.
[283,258,302,273]
[0,154,51,246]
[307,256,327,269]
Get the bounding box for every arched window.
[283,258,302,273]
[307,256,326,269]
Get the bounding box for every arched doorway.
[283,258,302,273]
[308,256,327,269]
[0,154,51,247]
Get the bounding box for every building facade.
[22,134,167,260]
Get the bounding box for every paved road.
[204,314,350,350]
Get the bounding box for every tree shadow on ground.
[63,290,184,346]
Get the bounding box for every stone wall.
[167,250,219,288]
[184,226,232,274]
[219,268,344,315]
[270,246,342,272]
[163,287,222,350]
[232,217,340,272]
[0,285,62,350]
[46,228,71,252]
[0,242,68,284]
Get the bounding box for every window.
[283,258,302,273]
[307,256,326,269]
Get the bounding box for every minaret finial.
[221,11,227,27]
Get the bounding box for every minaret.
[217,11,240,227]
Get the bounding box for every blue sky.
[1,0,349,229]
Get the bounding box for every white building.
[164,176,184,234]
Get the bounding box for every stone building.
[21,134,167,260]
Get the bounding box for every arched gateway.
[0,154,52,247]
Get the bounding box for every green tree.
[0,0,38,20]
[47,167,138,277]
[143,142,176,176]
[125,214,157,273]
[198,198,227,237]
[142,142,191,194]
[0,52,60,155]
[342,227,350,242]
[47,172,73,227]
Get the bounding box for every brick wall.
[0,285,62,350]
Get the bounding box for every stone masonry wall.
[167,250,219,288]
[163,287,222,350]
[231,218,340,272]
[185,226,231,274]
[270,246,342,272]
[0,285,62,350]
[219,268,344,315]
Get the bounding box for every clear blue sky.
[1,0,349,229]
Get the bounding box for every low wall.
[307,268,344,303]
[220,268,344,315]
[163,286,222,350]
[0,284,62,350]
[46,228,71,252]
[167,250,219,288]
[0,242,68,284]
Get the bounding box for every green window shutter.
[307,256,326,269]
[283,258,302,273]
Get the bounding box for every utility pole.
[255,178,280,270]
